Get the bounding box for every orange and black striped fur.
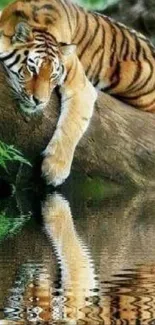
[0,0,154,185]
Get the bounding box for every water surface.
[0,181,155,324]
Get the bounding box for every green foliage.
[0,0,11,8]
[0,141,31,171]
[0,211,31,240]
[0,0,119,9]
[76,0,118,9]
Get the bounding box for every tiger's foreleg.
[42,57,97,186]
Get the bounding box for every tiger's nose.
[33,96,43,106]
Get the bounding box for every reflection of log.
[0,64,155,187]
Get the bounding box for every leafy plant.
[0,141,31,171]
[0,211,31,240]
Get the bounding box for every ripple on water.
[1,191,155,324]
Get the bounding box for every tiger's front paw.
[42,142,72,187]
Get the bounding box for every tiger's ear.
[59,43,76,56]
[12,22,33,44]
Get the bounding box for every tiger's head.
[0,20,76,114]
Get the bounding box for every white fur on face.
[27,49,45,75]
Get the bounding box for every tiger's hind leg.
[42,56,97,186]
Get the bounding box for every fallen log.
[0,63,155,188]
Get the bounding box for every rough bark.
[0,64,155,188]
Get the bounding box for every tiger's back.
[1,0,155,112]
[72,10,155,112]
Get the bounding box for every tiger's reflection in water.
[4,193,98,325]
[3,193,155,325]
[42,193,98,323]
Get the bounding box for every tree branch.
[0,64,155,188]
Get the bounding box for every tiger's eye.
[28,65,36,75]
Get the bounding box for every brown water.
[0,184,155,325]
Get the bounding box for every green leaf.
[0,141,32,170]
[0,211,31,240]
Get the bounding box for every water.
[0,180,155,324]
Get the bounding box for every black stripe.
[18,66,23,74]
[119,28,127,60]
[13,10,29,20]
[77,14,89,46]
[93,25,105,83]
[79,39,90,60]
[86,24,105,79]
[7,54,21,69]
[79,19,99,59]
[114,24,130,61]
[71,4,79,36]
[0,49,18,62]
[69,3,77,26]
[86,45,102,77]
[99,12,155,57]
[110,23,117,66]
[90,60,99,83]
[72,6,81,41]
[60,1,73,34]
[128,61,153,95]
[119,85,155,100]
[89,14,100,47]
[131,61,142,87]
[28,58,35,63]
[35,43,44,48]
[126,49,153,95]
[123,35,129,60]
[114,23,130,61]
[33,29,57,41]
[123,60,142,94]
[103,62,121,92]
[134,34,141,60]
[9,70,19,78]
[121,96,155,109]
[39,4,55,10]
[94,79,99,87]
[35,49,47,54]
[44,36,58,45]
[35,35,57,47]
[79,14,100,60]
[135,61,153,93]
[92,50,104,85]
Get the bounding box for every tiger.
[0,0,155,186]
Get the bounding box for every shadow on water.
[0,175,155,324]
